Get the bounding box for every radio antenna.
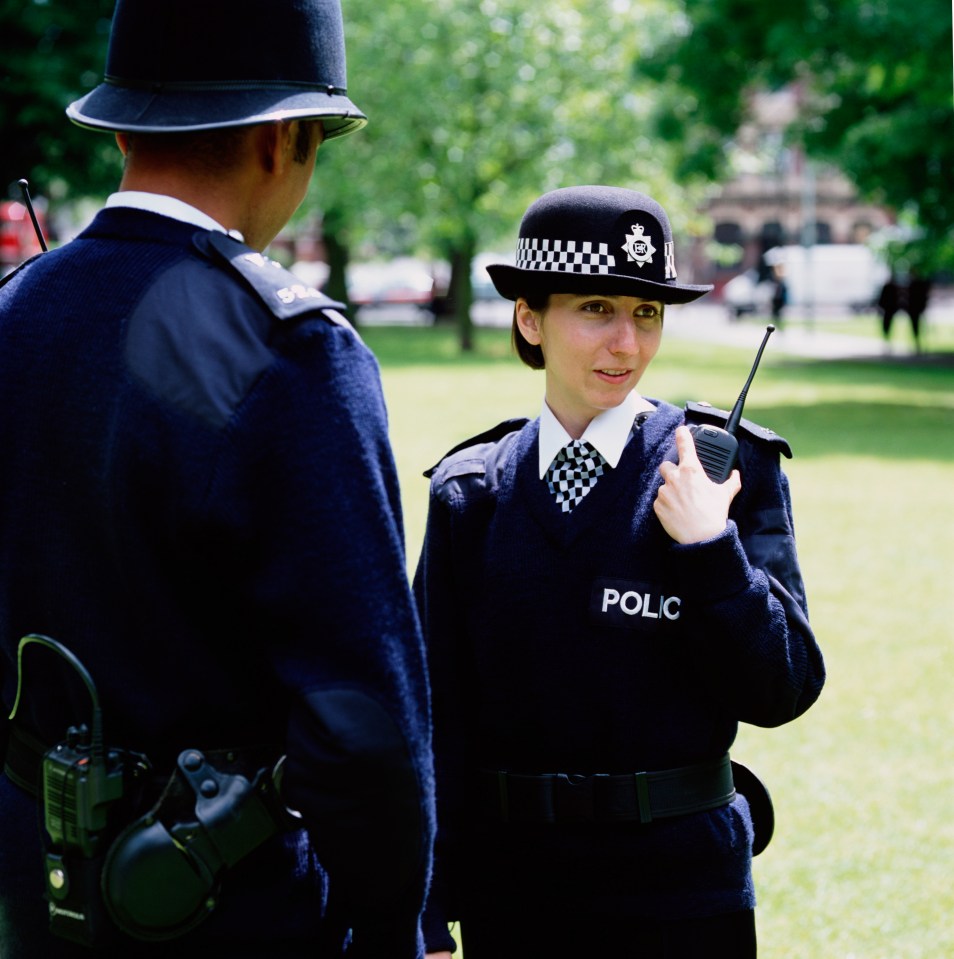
[686,324,776,482]
[17,179,48,253]
[725,325,775,436]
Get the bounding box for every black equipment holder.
[5,727,299,945]
[4,635,301,945]
[101,748,301,941]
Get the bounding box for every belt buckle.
[553,773,595,822]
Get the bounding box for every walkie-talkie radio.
[689,325,775,482]
[10,636,298,945]
[9,634,149,946]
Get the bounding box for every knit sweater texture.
[0,209,433,958]
[414,402,824,952]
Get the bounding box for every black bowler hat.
[66,0,366,141]
[487,186,712,304]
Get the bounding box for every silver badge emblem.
[622,223,656,268]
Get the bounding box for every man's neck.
[106,191,238,237]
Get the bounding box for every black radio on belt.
[12,635,150,946]
[42,723,150,946]
[43,724,128,859]
[10,634,299,947]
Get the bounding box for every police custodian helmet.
[67,0,366,141]
[487,186,713,305]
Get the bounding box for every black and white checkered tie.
[546,440,606,513]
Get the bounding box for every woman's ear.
[515,298,542,345]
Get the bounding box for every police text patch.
[590,578,682,631]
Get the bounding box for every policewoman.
[0,2,433,958]
[415,186,825,958]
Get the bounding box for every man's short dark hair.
[124,126,250,175]
[126,120,321,175]
[293,120,321,163]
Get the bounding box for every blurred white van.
[723,244,890,317]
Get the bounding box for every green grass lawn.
[365,322,954,959]
[784,310,954,353]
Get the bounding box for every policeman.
[414,186,825,958]
[0,2,433,957]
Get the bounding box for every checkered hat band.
[516,238,616,275]
[546,440,607,513]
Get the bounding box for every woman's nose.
[608,312,638,354]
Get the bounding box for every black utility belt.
[480,753,735,825]
[4,722,299,947]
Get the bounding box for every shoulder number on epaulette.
[195,230,348,323]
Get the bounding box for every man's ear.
[256,122,287,175]
[515,298,543,345]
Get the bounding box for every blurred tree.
[0,0,120,220]
[643,0,954,272]
[307,0,696,349]
[2,0,709,346]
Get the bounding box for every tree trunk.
[323,230,353,322]
[450,239,476,352]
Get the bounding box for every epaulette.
[684,401,792,459]
[193,231,348,324]
[424,417,530,478]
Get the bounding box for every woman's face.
[516,292,664,437]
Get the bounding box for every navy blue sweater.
[0,209,434,957]
[414,402,824,951]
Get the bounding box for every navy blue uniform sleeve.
[208,318,435,957]
[412,484,470,955]
[413,429,523,953]
[667,440,825,727]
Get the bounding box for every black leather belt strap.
[480,753,735,824]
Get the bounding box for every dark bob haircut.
[511,293,549,370]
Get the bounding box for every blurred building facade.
[691,87,894,295]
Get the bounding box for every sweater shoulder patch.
[194,231,348,324]
[684,401,792,458]
[424,417,529,479]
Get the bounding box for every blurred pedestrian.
[0,2,433,957]
[906,270,932,353]
[415,186,825,959]
[770,263,788,326]
[878,273,903,351]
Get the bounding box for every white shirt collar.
[105,191,244,241]
[538,391,651,479]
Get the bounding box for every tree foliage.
[0,0,121,209]
[644,0,954,271]
[310,0,697,346]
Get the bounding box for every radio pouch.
[101,747,300,941]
